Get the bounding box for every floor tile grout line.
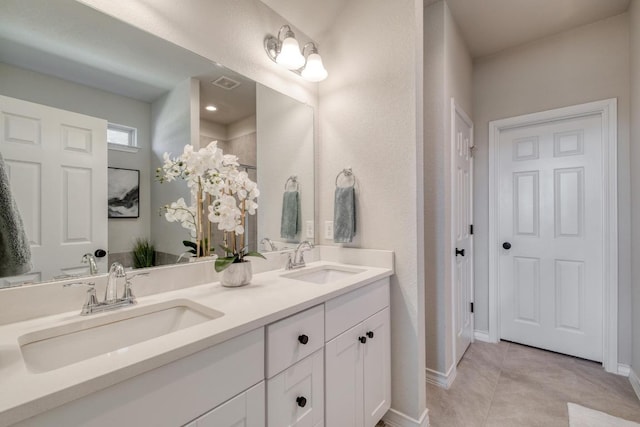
[481,342,510,426]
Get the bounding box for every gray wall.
[0,62,152,255]
[257,85,313,246]
[630,0,640,379]
[150,78,198,256]
[318,0,427,420]
[472,13,632,364]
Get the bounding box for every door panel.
[453,102,473,364]
[499,114,603,361]
[325,322,364,427]
[362,308,391,427]
[0,95,108,285]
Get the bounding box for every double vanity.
[0,247,393,427]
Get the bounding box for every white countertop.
[0,260,393,426]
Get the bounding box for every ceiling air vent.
[212,76,241,90]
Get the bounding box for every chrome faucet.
[261,237,278,252]
[105,262,126,303]
[64,263,148,316]
[286,241,314,270]
[82,253,98,275]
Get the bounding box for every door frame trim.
[488,98,618,372]
[450,98,474,366]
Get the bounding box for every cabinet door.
[362,308,391,426]
[325,321,365,427]
[267,350,324,427]
[196,382,265,427]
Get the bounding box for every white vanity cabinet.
[7,269,394,427]
[324,279,391,427]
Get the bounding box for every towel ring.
[335,168,355,188]
[285,176,299,191]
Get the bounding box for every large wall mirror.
[0,0,314,287]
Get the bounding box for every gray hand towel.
[280,190,300,240]
[0,152,32,278]
[334,186,356,243]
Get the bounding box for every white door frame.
[488,98,618,373]
[451,98,474,364]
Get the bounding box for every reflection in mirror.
[0,0,314,288]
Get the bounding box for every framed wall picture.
[108,167,140,218]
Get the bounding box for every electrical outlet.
[324,221,334,240]
[305,220,314,238]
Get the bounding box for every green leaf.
[244,251,266,260]
[219,244,234,254]
[215,255,238,272]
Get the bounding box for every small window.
[108,123,138,152]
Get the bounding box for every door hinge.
[470,302,474,313]
[470,224,474,235]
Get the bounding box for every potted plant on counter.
[157,141,264,286]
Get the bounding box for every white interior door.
[452,101,474,364]
[498,114,603,362]
[0,95,108,285]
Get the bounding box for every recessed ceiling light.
[205,105,217,111]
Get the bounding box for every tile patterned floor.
[426,341,640,427]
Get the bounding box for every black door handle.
[298,334,309,345]
[94,249,107,258]
[455,248,465,257]
[502,242,512,250]
[358,336,367,344]
[296,396,307,407]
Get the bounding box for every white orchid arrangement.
[156,141,264,271]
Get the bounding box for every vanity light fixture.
[300,43,328,82]
[264,25,328,82]
[205,105,217,111]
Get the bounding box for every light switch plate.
[305,220,314,238]
[324,221,334,240]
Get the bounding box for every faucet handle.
[64,282,98,315]
[285,252,294,270]
[122,272,147,302]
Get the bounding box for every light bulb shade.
[276,37,305,70]
[301,53,328,82]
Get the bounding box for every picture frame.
[108,167,140,218]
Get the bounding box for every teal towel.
[334,186,356,243]
[0,153,32,278]
[280,190,300,240]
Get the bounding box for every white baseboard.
[425,364,457,389]
[383,408,430,427]
[617,363,630,377]
[474,330,492,342]
[630,368,640,402]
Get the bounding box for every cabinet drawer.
[325,278,389,341]
[267,349,324,427]
[266,304,324,378]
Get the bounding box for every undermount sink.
[281,265,366,284]
[18,299,224,373]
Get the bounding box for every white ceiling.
[261,0,630,58]
[440,0,630,58]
